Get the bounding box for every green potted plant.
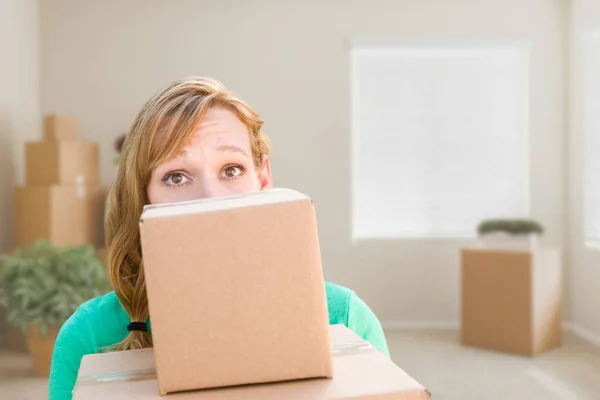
[477,218,545,250]
[0,240,110,376]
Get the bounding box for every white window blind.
[584,33,600,243]
[351,43,530,239]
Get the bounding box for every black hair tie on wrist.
[127,322,148,332]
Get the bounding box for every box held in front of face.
[139,188,333,394]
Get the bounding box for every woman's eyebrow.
[217,145,249,157]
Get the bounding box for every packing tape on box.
[330,340,376,357]
[75,340,376,387]
[76,368,157,386]
[76,174,85,198]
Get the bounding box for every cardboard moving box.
[461,248,562,356]
[26,141,99,186]
[15,185,106,248]
[44,115,79,141]
[139,189,333,394]
[73,324,430,399]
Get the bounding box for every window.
[584,33,600,244]
[351,43,530,239]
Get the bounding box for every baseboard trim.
[563,322,600,348]
[382,320,600,348]
[382,321,460,331]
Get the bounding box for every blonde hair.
[105,77,271,351]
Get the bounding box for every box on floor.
[461,248,562,356]
[73,324,430,400]
[139,189,333,393]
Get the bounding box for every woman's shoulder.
[324,281,354,325]
[66,291,125,328]
[324,281,390,358]
[325,281,354,302]
[49,292,127,399]
[72,290,122,316]
[58,291,129,351]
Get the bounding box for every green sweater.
[49,282,389,400]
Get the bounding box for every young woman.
[49,77,389,400]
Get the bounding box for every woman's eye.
[222,165,244,179]
[164,172,188,186]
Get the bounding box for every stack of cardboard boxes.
[73,189,431,399]
[15,115,107,249]
[5,115,109,351]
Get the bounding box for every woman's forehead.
[153,107,250,154]
[186,108,251,148]
[197,108,247,130]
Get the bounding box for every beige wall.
[40,0,567,325]
[0,0,40,253]
[569,0,600,339]
[0,0,39,341]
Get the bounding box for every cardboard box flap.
[140,188,309,219]
[74,325,430,400]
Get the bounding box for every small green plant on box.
[477,219,545,237]
[0,240,110,337]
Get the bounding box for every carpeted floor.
[2,329,600,400]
